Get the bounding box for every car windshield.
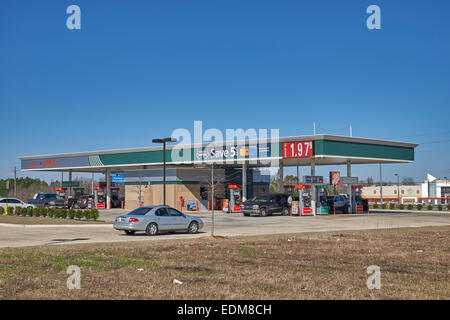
[127,207,151,215]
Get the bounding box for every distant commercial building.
[362,185,422,204]
[420,174,450,204]
[362,174,450,205]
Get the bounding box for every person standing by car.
[287,194,293,208]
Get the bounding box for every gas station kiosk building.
[18,134,417,212]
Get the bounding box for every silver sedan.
[113,205,204,236]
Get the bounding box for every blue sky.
[1,0,449,183]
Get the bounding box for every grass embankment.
[0,226,448,299]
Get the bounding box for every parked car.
[241,193,290,217]
[0,198,36,210]
[113,205,204,236]
[327,195,349,214]
[26,193,66,208]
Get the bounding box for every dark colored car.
[326,195,349,214]
[241,193,290,217]
[26,193,66,208]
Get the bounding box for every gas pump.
[93,186,106,209]
[351,185,365,213]
[55,188,67,201]
[296,185,312,216]
[314,185,329,215]
[227,184,242,213]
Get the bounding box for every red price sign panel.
[282,141,313,158]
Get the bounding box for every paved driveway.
[0,211,449,248]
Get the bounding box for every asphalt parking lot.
[0,210,449,248]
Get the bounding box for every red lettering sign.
[43,160,56,167]
[282,141,313,159]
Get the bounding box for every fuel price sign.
[282,141,313,158]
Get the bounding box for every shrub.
[389,203,396,210]
[68,209,76,220]
[437,204,442,211]
[33,208,40,217]
[381,203,386,209]
[61,209,67,219]
[40,208,48,218]
[0,206,4,215]
[54,209,61,218]
[47,208,54,218]
[22,208,29,216]
[15,207,22,216]
[399,204,404,210]
[427,204,433,211]
[373,203,379,209]
[447,204,450,211]
[92,209,99,220]
[417,203,423,210]
[407,204,413,210]
[75,210,83,220]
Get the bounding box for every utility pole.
[395,173,400,205]
[14,166,17,198]
[379,163,383,204]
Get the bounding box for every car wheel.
[27,206,33,209]
[243,213,250,216]
[259,208,267,217]
[188,221,199,234]
[124,230,135,235]
[282,207,290,216]
[145,223,158,236]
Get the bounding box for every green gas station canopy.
[18,134,418,173]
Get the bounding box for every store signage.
[111,174,124,183]
[62,181,80,187]
[341,176,359,185]
[282,141,313,159]
[330,171,341,185]
[303,176,324,184]
[195,144,271,161]
[22,156,91,170]
[195,146,237,160]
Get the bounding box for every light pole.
[152,137,177,206]
[211,163,215,237]
[394,174,400,205]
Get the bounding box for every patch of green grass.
[232,248,267,257]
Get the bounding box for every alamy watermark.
[169,121,280,169]
[66,265,81,290]
[366,265,381,290]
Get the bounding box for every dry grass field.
[0,226,448,299]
